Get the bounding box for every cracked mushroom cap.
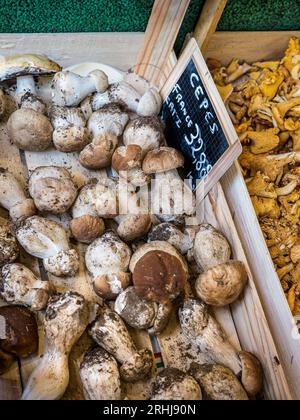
[29,166,77,215]
[85,231,132,299]
[123,116,165,156]
[151,367,202,400]
[79,346,121,400]
[0,263,50,311]
[0,54,61,82]
[143,147,184,174]
[193,224,231,271]
[130,241,188,303]
[0,305,38,358]
[7,108,53,151]
[0,218,19,265]
[195,260,248,307]
[189,363,248,400]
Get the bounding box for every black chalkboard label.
[160,38,241,195]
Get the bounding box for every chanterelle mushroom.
[90,304,153,382]
[179,299,263,397]
[16,216,79,277]
[85,231,132,300]
[151,367,202,400]
[79,346,121,400]
[0,169,36,223]
[0,263,50,310]
[22,292,91,400]
[0,217,19,265]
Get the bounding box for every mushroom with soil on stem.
[85,230,132,300]
[16,216,79,277]
[29,166,77,215]
[0,305,39,368]
[22,291,91,400]
[3,54,60,151]
[0,217,19,266]
[148,222,194,255]
[49,106,90,152]
[179,299,263,398]
[0,169,36,224]
[79,104,129,169]
[0,263,50,310]
[151,367,202,400]
[89,304,153,383]
[79,346,121,400]
[189,363,249,400]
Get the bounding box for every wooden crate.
[203,31,300,399]
[0,31,293,400]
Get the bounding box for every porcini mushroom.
[51,69,108,107]
[50,106,90,152]
[142,147,184,174]
[195,261,248,306]
[79,104,129,169]
[90,304,153,382]
[112,144,150,186]
[151,367,202,400]
[130,241,188,303]
[179,299,263,397]
[0,217,19,265]
[193,224,231,271]
[16,216,79,277]
[0,263,50,310]
[29,166,77,215]
[0,169,36,223]
[22,291,90,400]
[148,222,194,255]
[189,363,249,400]
[79,346,121,400]
[85,231,131,300]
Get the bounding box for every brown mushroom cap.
[142,147,184,174]
[239,351,263,397]
[130,241,188,303]
[70,215,105,244]
[79,133,118,169]
[195,260,248,306]
[112,144,143,172]
[117,214,152,242]
[7,108,53,151]
[53,126,90,153]
[93,272,131,300]
[0,305,38,358]
[0,348,15,374]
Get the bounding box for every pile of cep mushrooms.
[210,37,300,317]
[0,54,262,400]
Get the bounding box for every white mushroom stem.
[0,169,36,223]
[90,305,153,382]
[15,75,36,98]
[22,292,91,400]
[275,180,298,196]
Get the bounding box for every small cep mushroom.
[112,145,150,186]
[151,368,202,400]
[85,231,132,300]
[51,69,109,107]
[123,116,165,157]
[79,346,121,400]
[142,146,185,174]
[22,291,90,400]
[50,106,90,152]
[0,169,36,223]
[193,224,231,271]
[195,261,248,306]
[130,241,188,303]
[0,263,50,310]
[0,217,19,265]
[16,216,79,277]
[179,299,263,397]
[29,166,77,215]
[0,305,38,358]
[90,305,153,382]
[148,222,194,255]
[79,104,129,169]
[189,363,249,400]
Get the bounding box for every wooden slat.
[193,0,228,53]
[205,31,300,65]
[135,0,190,87]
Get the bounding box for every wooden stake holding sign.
[160,37,241,195]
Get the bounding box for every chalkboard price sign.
[160,38,241,193]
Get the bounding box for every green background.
[1,0,300,51]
